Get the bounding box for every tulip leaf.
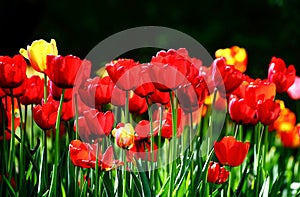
[136,160,152,197]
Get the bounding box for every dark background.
[1,0,300,81]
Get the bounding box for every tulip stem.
[124,90,129,123]
[74,94,79,139]
[48,88,65,197]
[168,91,178,197]
[8,90,15,182]
[95,142,99,197]
[146,97,155,192]
[44,73,48,103]
[17,98,25,189]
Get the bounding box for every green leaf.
[129,171,143,197]
[136,161,152,197]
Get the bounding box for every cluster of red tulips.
[0,39,300,196]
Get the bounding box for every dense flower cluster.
[1,38,300,196]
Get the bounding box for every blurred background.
[0,0,299,90]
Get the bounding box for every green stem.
[95,142,99,197]
[74,94,79,139]
[124,91,129,123]
[17,99,25,189]
[146,97,155,192]
[189,112,194,195]
[169,91,178,197]
[8,89,15,181]
[44,73,48,103]
[48,88,65,197]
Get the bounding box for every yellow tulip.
[20,39,58,73]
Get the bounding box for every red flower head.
[33,98,59,130]
[268,57,296,93]
[0,55,27,89]
[177,75,209,113]
[127,138,158,162]
[133,64,156,97]
[20,76,44,105]
[61,99,75,121]
[46,55,91,88]
[207,161,230,184]
[48,80,73,102]
[268,100,296,132]
[160,108,183,139]
[212,57,244,96]
[69,140,123,170]
[79,76,114,109]
[3,78,26,97]
[105,59,139,91]
[150,48,194,91]
[278,124,300,148]
[245,79,276,109]
[214,136,250,167]
[148,89,170,105]
[228,94,258,125]
[111,87,148,115]
[257,99,281,125]
[76,109,114,141]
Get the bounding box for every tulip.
[20,76,44,105]
[257,99,281,125]
[105,59,139,91]
[69,140,123,170]
[214,136,250,167]
[112,123,135,149]
[215,46,247,73]
[268,57,296,93]
[207,161,230,184]
[46,55,91,88]
[19,39,58,73]
[75,109,114,141]
[228,94,258,125]
[0,55,27,89]
[212,57,244,96]
[33,98,59,130]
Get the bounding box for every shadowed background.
[0,0,299,107]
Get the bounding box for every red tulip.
[0,55,27,89]
[76,109,114,141]
[150,48,194,91]
[61,99,74,121]
[244,79,276,109]
[207,161,230,184]
[46,55,91,88]
[228,94,258,125]
[268,57,296,93]
[177,75,209,113]
[214,136,250,167]
[132,64,156,98]
[212,57,244,96]
[127,138,158,162]
[20,76,44,105]
[111,87,148,115]
[160,108,183,139]
[105,59,139,91]
[257,99,281,125]
[3,78,26,97]
[69,140,123,170]
[148,89,170,105]
[134,120,159,138]
[79,76,114,109]
[33,98,59,130]
[48,80,73,102]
